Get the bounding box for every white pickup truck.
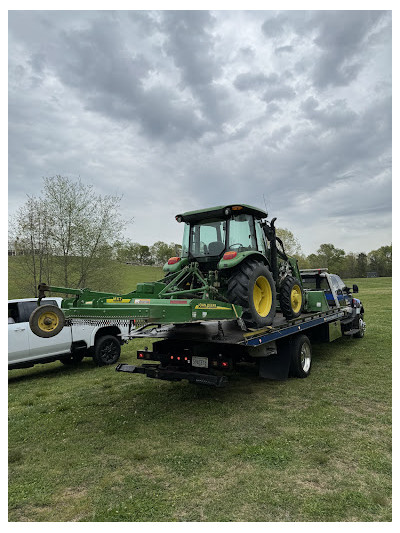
[8,297,129,370]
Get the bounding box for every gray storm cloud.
[8,10,391,255]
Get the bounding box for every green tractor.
[29,204,304,337]
[162,204,303,328]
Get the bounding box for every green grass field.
[8,269,392,522]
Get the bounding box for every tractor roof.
[176,204,267,223]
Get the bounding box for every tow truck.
[116,268,365,386]
[28,205,365,387]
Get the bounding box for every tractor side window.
[181,223,190,257]
[228,215,257,252]
[255,221,267,255]
[190,220,226,257]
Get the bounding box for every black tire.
[29,304,65,338]
[279,276,304,319]
[60,352,85,365]
[288,334,312,378]
[226,259,276,328]
[353,316,365,338]
[93,335,121,366]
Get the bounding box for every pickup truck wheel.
[93,335,121,366]
[289,334,312,378]
[29,304,65,338]
[279,276,304,319]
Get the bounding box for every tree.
[9,196,54,296]
[276,228,302,256]
[368,245,392,276]
[150,241,181,265]
[10,176,128,292]
[356,253,368,278]
[316,243,346,274]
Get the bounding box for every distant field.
[8,257,163,299]
[8,271,391,522]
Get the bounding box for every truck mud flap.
[115,363,228,387]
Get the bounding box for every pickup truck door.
[18,301,72,361]
[8,304,30,363]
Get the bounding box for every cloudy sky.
[8,9,392,255]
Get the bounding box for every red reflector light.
[170,356,174,359]
[184,357,188,361]
[138,352,144,358]
[223,251,237,260]
[177,357,180,361]
[168,257,180,265]
[222,362,228,367]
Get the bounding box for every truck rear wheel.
[289,334,312,378]
[93,335,121,366]
[29,304,65,338]
[279,276,304,319]
[227,259,276,328]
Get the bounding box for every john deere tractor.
[163,204,304,328]
[29,204,304,337]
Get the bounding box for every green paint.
[304,290,330,312]
[218,251,268,270]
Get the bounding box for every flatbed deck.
[126,308,345,346]
[116,307,350,386]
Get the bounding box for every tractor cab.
[172,204,268,271]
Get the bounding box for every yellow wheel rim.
[253,276,273,317]
[37,311,60,332]
[290,285,302,314]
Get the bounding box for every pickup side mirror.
[352,284,359,293]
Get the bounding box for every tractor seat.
[207,241,225,256]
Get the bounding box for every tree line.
[9,177,391,297]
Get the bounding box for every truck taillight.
[223,251,237,260]
[168,257,180,265]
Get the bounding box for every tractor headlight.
[224,208,231,216]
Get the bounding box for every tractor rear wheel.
[279,276,304,319]
[227,259,276,328]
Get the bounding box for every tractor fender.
[218,251,271,271]
[162,257,189,274]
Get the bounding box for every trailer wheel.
[93,335,121,366]
[289,334,312,378]
[279,276,304,319]
[29,305,65,338]
[227,259,276,328]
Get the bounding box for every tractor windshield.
[188,219,226,257]
[227,214,257,252]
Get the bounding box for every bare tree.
[9,175,128,292]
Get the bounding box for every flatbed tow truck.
[115,268,365,387]
[29,205,365,387]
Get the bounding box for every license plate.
[192,356,208,368]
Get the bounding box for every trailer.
[115,270,365,387]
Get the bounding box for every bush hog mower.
[29,204,307,337]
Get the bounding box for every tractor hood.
[176,204,267,223]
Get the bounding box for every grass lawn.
[8,273,391,522]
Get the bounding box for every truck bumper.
[115,363,228,387]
